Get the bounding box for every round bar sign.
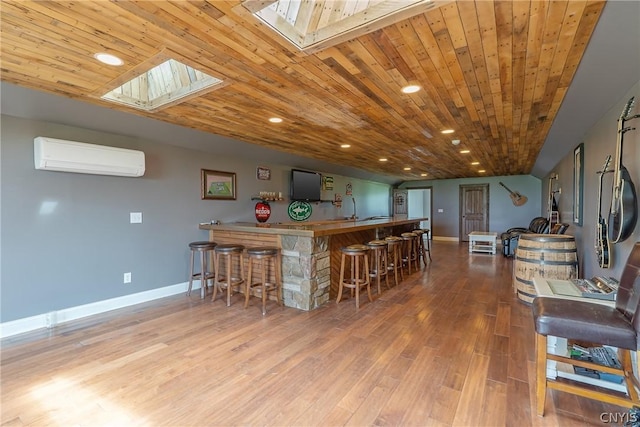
[255,201,271,223]
[287,201,312,221]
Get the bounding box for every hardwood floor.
[1,242,625,426]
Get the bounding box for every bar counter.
[199,217,425,310]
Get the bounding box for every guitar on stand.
[608,97,639,244]
[499,182,528,206]
[596,155,612,268]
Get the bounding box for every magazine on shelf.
[569,277,619,300]
[570,345,624,384]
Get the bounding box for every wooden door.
[459,184,489,241]
[393,189,408,217]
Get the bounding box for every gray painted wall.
[400,175,542,238]
[541,81,640,280]
[0,115,390,322]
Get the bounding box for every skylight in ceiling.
[244,0,438,53]
[101,58,224,111]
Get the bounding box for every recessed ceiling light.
[268,117,283,123]
[478,170,486,173]
[94,52,124,66]
[403,167,411,171]
[401,85,421,94]
[441,129,455,134]
[420,173,428,177]
[471,161,480,165]
[340,144,351,148]
[460,149,470,154]
[379,158,388,162]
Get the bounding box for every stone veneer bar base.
[280,236,330,310]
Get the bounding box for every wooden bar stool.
[212,244,245,306]
[401,232,419,274]
[336,244,372,309]
[412,229,429,267]
[187,241,217,299]
[366,239,390,295]
[384,236,404,285]
[245,247,282,315]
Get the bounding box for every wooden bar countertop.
[198,216,427,237]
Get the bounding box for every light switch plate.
[130,212,142,223]
[438,209,444,213]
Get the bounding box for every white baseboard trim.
[0,280,194,339]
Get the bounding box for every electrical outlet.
[124,272,132,283]
[130,212,142,223]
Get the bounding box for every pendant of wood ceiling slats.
[0,0,606,180]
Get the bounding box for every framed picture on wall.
[256,166,271,181]
[201,169,236,200]
[573,143,584,224]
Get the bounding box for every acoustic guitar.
[596,155,612,268]
[608,97,639,244]
[499,182,528,206]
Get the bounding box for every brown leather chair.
[501,217,550,257]
[550,223,570,234]
[532,242,640,416]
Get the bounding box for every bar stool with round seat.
[245,247,282,315]
[400,232,420,274]
[336,244,372,309]
[212,244,245,306]
[412,229,429,267]
[187,241,217,299]
[384,236,404,285]
[366,239,390,295]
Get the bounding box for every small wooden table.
[468,231,497,254]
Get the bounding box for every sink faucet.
[351,197,357,220]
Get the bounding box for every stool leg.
[426,232,432,261]
[245,257,253,309]
[365,255,372,303]
[261,258,267,315]
[355,255,360,309]
[226,254,232,307]
[337,253,346,304]
[383,248,390,290]
[535,333,548,416]
[187,250,195,296]
[212,252,220,302]
[276,252,283,306]
[373,250,381,295]
[405,240,412,275]
[199,250,207,299]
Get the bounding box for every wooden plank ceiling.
[0,0,605,180]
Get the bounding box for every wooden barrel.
[513,234,578,304]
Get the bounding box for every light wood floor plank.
[1,242,628,426]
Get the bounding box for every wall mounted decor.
[201,169,236,200]
[256,166,271,180]
[573,143,584,225]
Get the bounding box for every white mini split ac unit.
[34,136,145,177]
